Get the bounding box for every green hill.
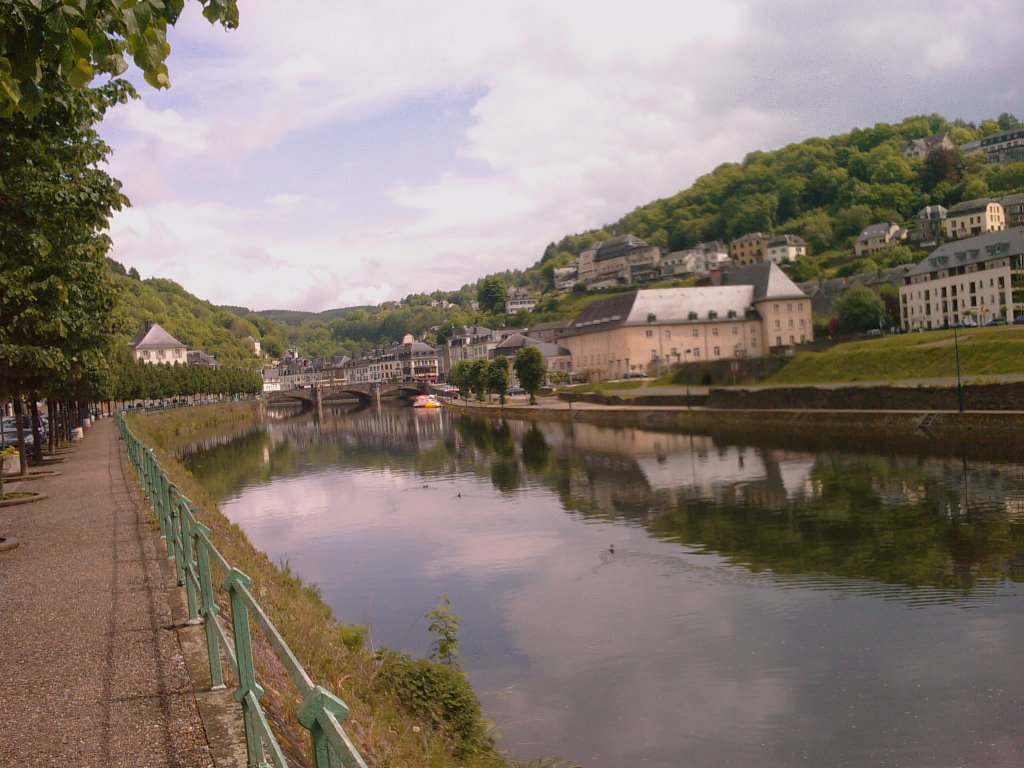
[113,114,1024,362]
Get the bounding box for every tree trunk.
[13,398,28,476]
[30,398,44,462]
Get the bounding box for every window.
[713,346,720,357]
[732,326,738,335]
[645,329,653,338]
[787,303,792,312]
[157,349,166,359]
[664,330,671,338]
[776,336,782,346]
[774,304,779,311]
[692,349,700,359]
[692,329,699,337]
[712,328,719,336]
[774,320,781,329]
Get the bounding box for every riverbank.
[443,387,1024,449]
[125,403,520,768]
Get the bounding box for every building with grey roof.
[899,226,1024,329]
[128,322,187,365]
[562,263,812,380]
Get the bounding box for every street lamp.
[683,349,692,410]
[953,323,964,413]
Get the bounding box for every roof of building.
[563,284,763,338]
[527,319,572,332]
[187,350,221,367]
[492,333,569,358]
[947,197,998,215]
[720,261,805,302]
[731,232,769,244]
[1000,192,1024,205]
[129,322,186,350]
[906,226,1024,278]
[594,234,652,262]
[768,234,806,247]
[857,222,899,241]
[917,204,948,219]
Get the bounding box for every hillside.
[115,113,1024,361]
[531,113,1023,286]
[107,258,286,365]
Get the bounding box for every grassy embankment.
[126,402,545,768]
[766,326,1024,385]
[568,326,1024,394]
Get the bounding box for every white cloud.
[100,0,1024,310]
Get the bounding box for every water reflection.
[181,407,1024,768]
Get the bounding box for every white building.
[765,234,807,264]
[128,322,187,365]
[899,227,1024,330]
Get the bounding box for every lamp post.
[953,323,964,413]
[683,349,691,410]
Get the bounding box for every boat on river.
[412,394,442,409]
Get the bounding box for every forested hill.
[534,113,1024,283]
[112,113,1024,362]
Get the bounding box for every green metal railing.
[115,411,367,768]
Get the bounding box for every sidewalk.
[0,419,215,768]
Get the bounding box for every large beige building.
[561,263,812,380]
[899,227,1024,330]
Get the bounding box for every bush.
[376,650,491,754]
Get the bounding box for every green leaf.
[65,58,93,89]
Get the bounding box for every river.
[180,405,1024,768]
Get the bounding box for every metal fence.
[115,411,367,768]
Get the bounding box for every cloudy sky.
[99,0,1022,312]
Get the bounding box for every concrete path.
[0,419,216,768]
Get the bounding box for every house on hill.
[128,322,187,365]
[577,234,661,288]
[943,198,1005,240]
[855,222,906,256]
[899,133,954,159]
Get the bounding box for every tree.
[486,356,509,405]
[836,286,885,334]
[0,0,239,117]
[467,359,488,402]
[513,346,546,405]
[477,277,508,314]
[920,148,960,191]
[0,78,127,462]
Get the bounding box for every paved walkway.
[0,419,215,768]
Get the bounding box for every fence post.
[193,523,225,690]
[224,568,270,768]
[297,686,355,768]
[177,494,200,622]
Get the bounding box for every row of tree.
[447,347,547,405]
[1,1,241,474]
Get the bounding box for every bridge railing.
[115,411,368,768]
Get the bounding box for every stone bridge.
[266,381,427,408]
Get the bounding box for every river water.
[181,405,1024,768]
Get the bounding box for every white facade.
[899,229,1024,330]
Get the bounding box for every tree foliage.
[513,346,546,404]
[0,0,239,117]
[836,285,886,334]
[477,276,508,314]
[0,78,128,405]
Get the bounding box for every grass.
[126,403,524,768]
[766,325,1024,385]
[563,380,644,395]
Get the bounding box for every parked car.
[623,372,648,379]
[1015,316,1024,325]
[507,386,526,396]
[985,318,1007,326]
